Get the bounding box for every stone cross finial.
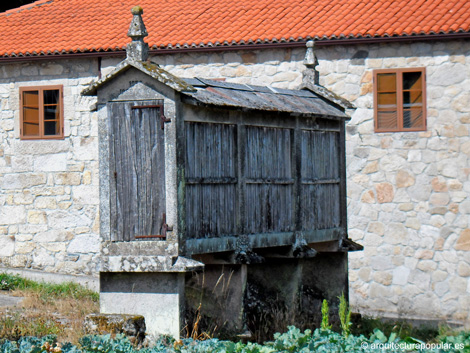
[302,40,319,86]
[126,6,149,62]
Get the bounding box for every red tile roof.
[1,0,469,58]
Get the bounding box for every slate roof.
[1,0,469,58]
[82,62,349,119]
[182,78,349,119]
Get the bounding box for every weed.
[320,299,332,331]
[0,311,63,342]
[338,292,351,337]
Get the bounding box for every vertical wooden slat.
[293,119,301,232]
[237,124,246,235]
[339,122,348,232]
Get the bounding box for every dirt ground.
[0,289,99,344]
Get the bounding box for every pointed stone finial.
[303,40,316,67]
[302,40,319,86]
[126,6,149,62]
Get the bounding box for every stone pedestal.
[100,272,185,338]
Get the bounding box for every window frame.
[19,85,64,140]
[373,68,426,133]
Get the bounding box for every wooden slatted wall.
[185,122,237,239]
[185,119,342,241]
[301,130,340,230]
[244,126,294,234]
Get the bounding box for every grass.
[0,272,99,301]
[0,272,99,344]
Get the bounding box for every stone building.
[0,0,469,327]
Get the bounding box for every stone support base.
[100,272,184,339]
[99,252,348,341]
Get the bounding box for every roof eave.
[3,31,470,63]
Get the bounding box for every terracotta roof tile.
[0,0,469,58]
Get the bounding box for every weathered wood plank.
[108,100,165,242]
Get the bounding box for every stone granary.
[80,7,358,337]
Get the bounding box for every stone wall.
[322,40,470,325]
[0,59,100,275]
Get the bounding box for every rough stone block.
[0,235,15,256]
[459,201,470,214]
[431,177,449,191]
[375,182,394,203]
[396,170,415,188]
[34,153,68,172]
[84,314,146,343]
[35,197,58,209]
[27,211,47,224]
[67,235,100,254]
[11,155,33,172]
[15,242,36,254]
[363,161,378,174]
[12,140,70,155]
[34,229,73,243]
[367,222,385,235]
[47,210,92,229]
[386,223,407,245]
[0,206,26,224]
[39,64,64,76]
[457,262,470,277]
[417,260,438,272]
[72,185,99,205]
[32,248,55,267]
[2,174,47,190]
[54,172,82,185]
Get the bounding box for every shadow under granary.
[82,6,362,339]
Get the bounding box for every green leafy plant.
[2,326,470,353]
[320,299,332,331]
[338,293,351,338]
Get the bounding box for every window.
[374,68,426,132]
[20,86,63,139]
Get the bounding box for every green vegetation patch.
[2,327,470,353]
[0,273,98,301]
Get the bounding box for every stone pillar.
[100,272,185,338]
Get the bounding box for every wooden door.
[108,100,166,241]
